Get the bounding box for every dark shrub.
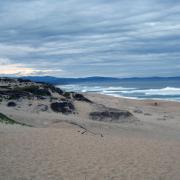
[15,86,51,96]
[72,93,92,103]
[33,88,51,96]
[37,96,47,100]
[2,90,30,100]
[51,101,75,114]
[7,101,16,107]
[17,78,31,83]
[63,92,71,99]
[0,78,16,83]
[43,84,64,95]
[89,110,133,122]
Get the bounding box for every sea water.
[57,79,180,101]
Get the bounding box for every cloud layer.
[0,0,180,77]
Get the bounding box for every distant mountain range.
[21,76,180,85]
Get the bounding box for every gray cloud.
[0,0,180,77]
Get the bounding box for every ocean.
[57,78,180,101]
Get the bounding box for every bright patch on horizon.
[0,63,64,76]
[0,64,38,76]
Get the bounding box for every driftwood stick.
[69,121,103,137]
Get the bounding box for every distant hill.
[22,76,120,84]
[22,76,180,85]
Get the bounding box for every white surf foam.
[58,85,136,93]
[121,87,180,96]
[57,85,180,101]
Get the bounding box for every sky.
[0,0,180,77]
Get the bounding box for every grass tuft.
[0,112,32,126]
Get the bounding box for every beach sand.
[1,93,180,180]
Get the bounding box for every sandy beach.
[1,122,180,180]
[1,90,180,180]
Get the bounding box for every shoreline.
[85,92,180,104]
[58,87,180,103]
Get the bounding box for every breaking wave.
[58,85,180,101]
[121,87,180,96]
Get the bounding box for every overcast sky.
[0,0,180,77]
